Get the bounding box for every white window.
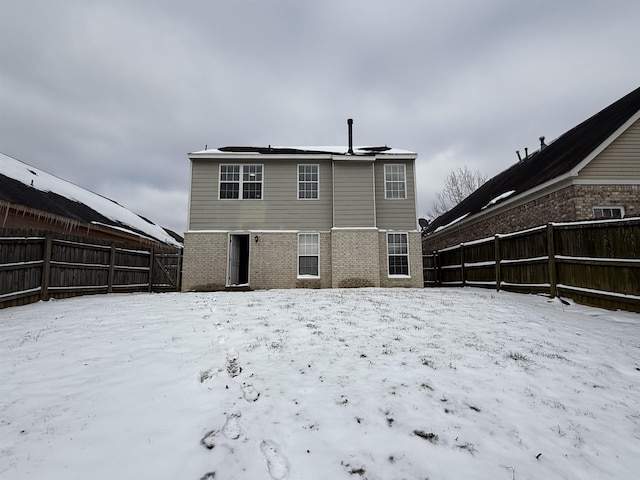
[298,164,319,199]
[387,233,409,276]
[298,233,319,277]
[384,164,406,199]
[219,164,263,199]
[593,206,624,219]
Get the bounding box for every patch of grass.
[413,430,438,443]
[506,351,530,362]
[454,442,477,456]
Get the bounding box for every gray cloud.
[2,0,639,232]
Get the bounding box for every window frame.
[593,206,624,219]
[384,164,407,200]
[218,164,264,200]
[297,233,320,278]
[387,232,410,277]
[297,164,319,200]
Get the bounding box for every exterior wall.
[189,158,333,230]
[331,229,380,287]
[250,231,333,289]
[182,231,228,291]
[379,231,424,288]
[375,160,418,230]
[423,183,640,252]
[333,161,376,227]
[578,118,640,180]
[186,152,420,290]
[573,184,640,219]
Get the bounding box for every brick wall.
[250,232,333,289]
[331,229,381,288]
[423,183,640,252]
[182,232,228,291]
[379,231,424,288]
[185,229,425,290]
[573,184,640,219]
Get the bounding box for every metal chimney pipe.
[347,118,354,154]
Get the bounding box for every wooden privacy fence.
[423,218,640,312]
[1,230,182,309]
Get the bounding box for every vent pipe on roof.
[347,118,354,154]
[524,147,529,159]
[516,150,522,162]
[539,136,546,149]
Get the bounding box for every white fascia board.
[331,227,379,231]
[570,109,640,176]
[190,153,333,161]
[573,178,640,185]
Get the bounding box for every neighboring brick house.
[182,122,422,290]
[0,152,182,249]
[423,86,640,251]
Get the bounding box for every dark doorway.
[228,234,250,286]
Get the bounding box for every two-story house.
[182,122,422,290]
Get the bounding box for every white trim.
[570,109,640,176]
[218,164,264,200]
[573,178,640,185]
[386,231,410,278]
[593,205,625,219]
[186,229,332,234]
[226,232,251,287]
[372,162,377,227]
[383,163,407,200]
[331,227,379,231]
[297,163,320,200]
[297,232,320,278]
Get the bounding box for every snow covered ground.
[1,288,639,480]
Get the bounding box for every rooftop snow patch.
[0,152,181,247]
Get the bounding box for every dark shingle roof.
[426,86,640,234]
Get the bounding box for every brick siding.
[423,184,640,252]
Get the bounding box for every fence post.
[494,234,501,292]
[460,243,466,286]
[434,251,440,286]
[547,223,557,298]
[107,244,116,293]
[41,233,52,301]
[176,248,183,291]
[148,248,155,293]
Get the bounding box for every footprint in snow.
[260,439,290,479]
[222,411,242,440]
[242,383,260,402]
[226,348,242,377]
[201,430,216,449]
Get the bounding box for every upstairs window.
[298,233,319,277]
[219,164,263,199]
[593,206,624,219]
[384,164,406,199]
[387,232,409,276]
[298,164,319,199]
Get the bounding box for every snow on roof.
[190,145,416,156]
[482,190,516,209]
[0,152,181,248]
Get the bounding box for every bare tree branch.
[429,166,487,218]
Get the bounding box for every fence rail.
[0,229,182,309]
[423,218,640,312]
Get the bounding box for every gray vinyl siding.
[189,158,333,230]
[333,160,376,228]
[375,160,418,230]
[578,118,640,180]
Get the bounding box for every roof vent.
[347,118,354,154]
[539,136,546,149]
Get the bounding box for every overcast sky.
[1,0,639,234]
